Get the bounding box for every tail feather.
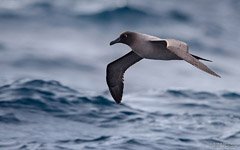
[191,54,212,62]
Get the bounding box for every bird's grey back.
[130,33,181,60]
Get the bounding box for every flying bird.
[107,31,220,104]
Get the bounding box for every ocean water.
[0,0,240,149]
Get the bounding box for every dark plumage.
[107,31,220,103]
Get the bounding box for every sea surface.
[0,0,240,149]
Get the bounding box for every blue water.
[0,80,240,149]
[0,0,240,149]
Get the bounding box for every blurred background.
[0,0,239,92]
[0,0,240,149]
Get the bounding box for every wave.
[1,80,239,108]
[0,113,21,124]
[57,136,110,144]
[0,79,240,149]
[0,80,239,114]
[74,6,191,24]
[200,138,239,149]
[165,90,240,100]
[0,5,153,27]
[221,92,240,100]
[167,9,191,22]
[28,1,53,13]
[0,3,191,25]
[0,80,112,111]
[0,79,239,125]
[0,1,55,19]
[0,12,23,20]
[77,6,155,23]
[0,80,146,124]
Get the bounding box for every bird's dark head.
[110,31,136,46]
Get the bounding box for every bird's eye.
[121,34,127,39]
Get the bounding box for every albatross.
[107,31,220,104]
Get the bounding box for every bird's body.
[130,32,183,60]
[107,31,220,104]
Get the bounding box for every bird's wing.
[150,39,220,78]
[106,51,143,103]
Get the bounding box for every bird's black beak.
[110,37,121,46]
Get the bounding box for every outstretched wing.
[106,51,143,103]
[151,39,220,78]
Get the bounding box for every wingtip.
[191,54,213,62]
[216,74,221,78]
[111,95,122,104]
[115,100,122,104]
[113,96,122,104]
[109,87,123,104]
[213,73,221,78]
[204,58,213,62]
[207,60,213,62]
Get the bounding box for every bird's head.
[110,31,135,46]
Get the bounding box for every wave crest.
[77,6,155,24]
[0,80,143,124]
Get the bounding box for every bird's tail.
[191,54,212,62]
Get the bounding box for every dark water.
[0,0,240,149]
[0,80,240,150]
